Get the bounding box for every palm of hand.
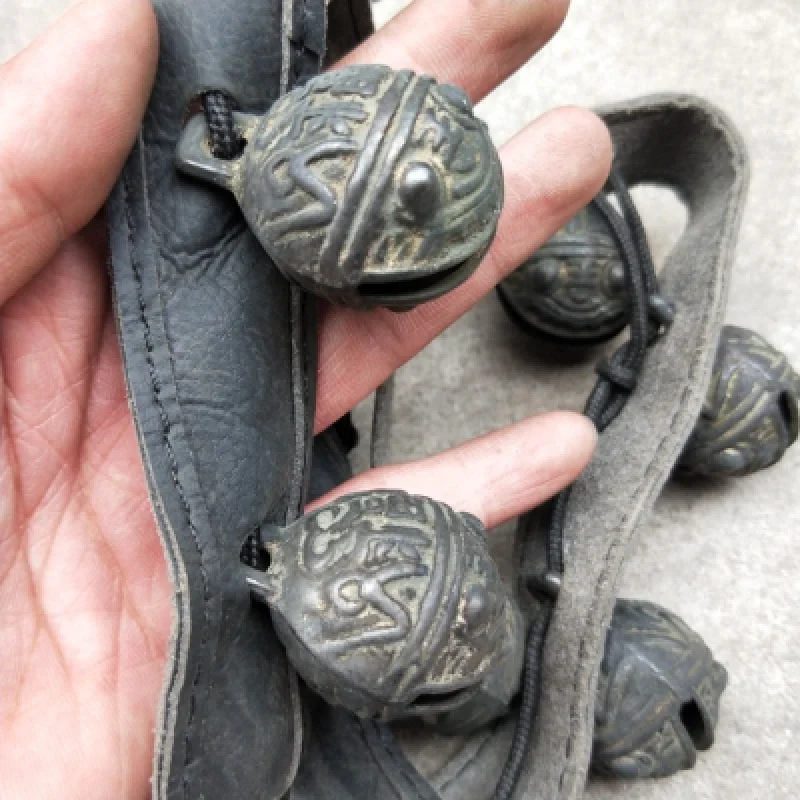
[0,228,170,796]
[0,0,608,797]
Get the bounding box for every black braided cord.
[491,166,674,800]
[202,90,245,160]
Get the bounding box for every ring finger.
[310,412,597,529]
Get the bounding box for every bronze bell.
[176,64,504,310]
[679,325,800,477]
[244,490,523,728]
[497,203,630,344]
[592,599,728,780]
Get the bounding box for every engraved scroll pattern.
[500,205,630,338]
[366,82,503,274]
[244,66,391,265]
[680,326,800,474]
[298,492,443,659]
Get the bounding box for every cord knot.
[596,357,638,392]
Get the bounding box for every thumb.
[0,0,158,306]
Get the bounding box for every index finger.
[315,1,610,433]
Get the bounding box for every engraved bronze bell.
[679,325,800,477]
[497,203,631,344]
[176,65,504,310]
[244,490,524,729]
[592,599,728,780]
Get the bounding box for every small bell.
[592,599,728,780]
[176,65,504,310]
[497,203,630,344]
[679,325,800,477]
[245,490,523,728]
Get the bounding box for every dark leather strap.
[107,1,326,797]
[326,0,375,65]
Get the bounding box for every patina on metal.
[244,490,523,728]
[679,325,800,477]
[592,599,728,780]
[497,203,631,344]
[176,64,504,310]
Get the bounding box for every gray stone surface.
[2,1,798,799]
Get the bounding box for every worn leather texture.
[385,96,750,800]
[518,96,749,800]
[107,1,329,797]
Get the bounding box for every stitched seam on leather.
[279,5,316,795]
[121,172,182,795]
[122,168,211,800]
[552,107,745,799]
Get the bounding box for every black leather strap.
[107,1,325,797]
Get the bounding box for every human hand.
[0,1,609,798]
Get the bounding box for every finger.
[309,412,597,530]
[316,106,611,433]
[0,0,158,306]
[338,0,570,103]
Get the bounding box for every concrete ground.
[2,1,798,799]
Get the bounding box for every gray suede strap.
[520,95,749,800]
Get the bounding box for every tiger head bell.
[176,65,504,310]
[498,203,630,344]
